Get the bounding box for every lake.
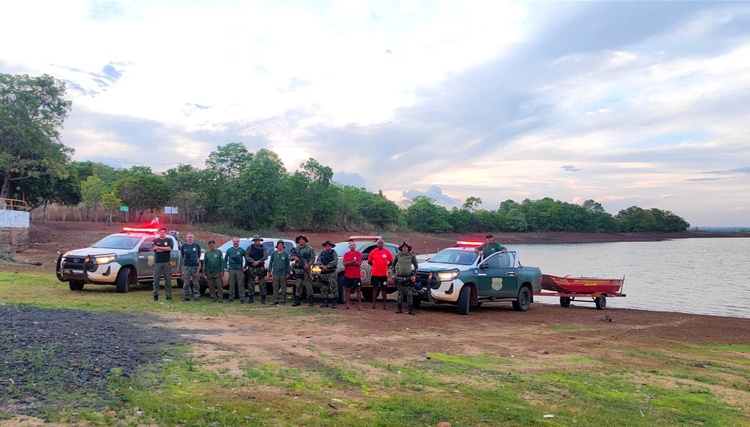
[512,238,750,319]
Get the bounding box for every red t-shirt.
[368,247,393,276]
[343,250,362,279]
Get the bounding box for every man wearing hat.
[202,239,225,302]
[317,240,339,308]
[267,240,291,305]
[476,234,507,258]
[291,235,316,307]
[392,242,419,315]
[244,236,269,304]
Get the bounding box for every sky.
[2,1,749,227]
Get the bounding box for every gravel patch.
[0,304,186,416]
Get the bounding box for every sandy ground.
[2,221,749,426]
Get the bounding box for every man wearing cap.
[317,240,339,308]
[180,232,202,302]
[202,239,225,302]
[476,234,507,258]
[267,240,291,305]
[152,227,173,301]
[224,236,246,303]
[291,235,315,307]
[244,236,269,304]
[392,242,419,315]
[368,238,393,310]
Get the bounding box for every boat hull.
[541,274,623,294]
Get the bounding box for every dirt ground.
[3,221,749,425]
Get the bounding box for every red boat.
[541,274,624,294]
[537,274,626,309]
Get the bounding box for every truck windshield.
[427,249,477,265]
[91,235,142,250]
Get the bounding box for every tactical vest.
[248,245,264,261]
[319,249,334,267]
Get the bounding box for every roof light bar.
[121,227,159,233]
[456,240,483,248]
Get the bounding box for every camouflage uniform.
[244,242,269,303]
[317,245,339,308]
[180,241,201,301]
[292,244,315,306]
[392,247,419,314]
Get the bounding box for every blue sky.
[2,1,749,226]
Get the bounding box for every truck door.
[477,253,519,298]
[136,237,156,280]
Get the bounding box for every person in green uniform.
[317,240,339,308]
[202,239,225,302]
[291,235,315,307]
[152,227,173,301]
[392,241,419,315]
[224,236,245,303]
[267,240,291,305]
[476,234,506,259]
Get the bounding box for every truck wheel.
[337,275,345,304]
[595,295,607,310]
[413,298,421,309]
[512,287,531,311]
[560,297,571,308]
[69,281,84,291]
[456,285,470,315]
[361,288,373,301]
[115,269,131,293]
[199,284,207,295]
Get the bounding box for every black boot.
[292,296,301,307]
[248,294,254,303]
[261,295,266,304]
[396,303,403,314]
[408,304,415,315]
[320,298,329,308]
[331,300,337,309]
[308,296,314,307]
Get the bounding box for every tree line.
[1,72,690,233]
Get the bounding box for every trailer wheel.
[595,295,607,310]
[69,280,84,291]
[457,285,470,315]
[560,296,571,308]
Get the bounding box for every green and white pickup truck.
[55,227,184,293]
[415,247,542,315]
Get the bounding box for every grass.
[2,267,750,426]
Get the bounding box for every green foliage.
[617,206,690,232]
[406,196,452,232]
[0,73,73,199]
[115,167,170,221]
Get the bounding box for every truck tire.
[337,274,345,304]
[69,281,84,291]
[512,286,531,311]
[595,295,607,310]
[457,285,470,315]
[413,298,421,309]
[199,284,207,295]
[115,268,131,293]
[560,296,571,308]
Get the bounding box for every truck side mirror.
[479,263,488,269]
[139,246,151,252]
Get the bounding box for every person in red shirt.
[368,238,393,309]
[342,239,364,310]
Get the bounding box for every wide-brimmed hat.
[208,239,216,244]
[252,236,263,241]
[398,242,412,251]
[276,240,286,247]
[295,235,308,243]
[485,234,494,238]
[321,240,336,248]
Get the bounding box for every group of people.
[151,231,422,315]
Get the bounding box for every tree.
[115,169,170,221]
[405,196,452,232]
[81,174,107,221]
[0,73,73,199]
[100,192,121,224]
[462,196,483,212]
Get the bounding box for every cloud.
[403,185,461,207]
[332,172,367,189]
[562,165,581,172]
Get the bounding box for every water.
[512,238,750,319]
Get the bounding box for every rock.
[436,422,452,427]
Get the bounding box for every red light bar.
[456,240,483,248]
[122,227,159,233]
[349,235,382,240]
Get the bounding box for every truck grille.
[416,271,439,290]
[61,256,96,272]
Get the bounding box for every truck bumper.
[56,252,120,284]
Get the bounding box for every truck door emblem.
[491,277,503,291]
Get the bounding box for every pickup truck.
[415,247,542,315]
[55,227,184,293]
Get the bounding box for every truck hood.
[63,247,135,257]
[418,262,470,272]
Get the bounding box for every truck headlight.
[437,269,460,281]
[91,254,117,264]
